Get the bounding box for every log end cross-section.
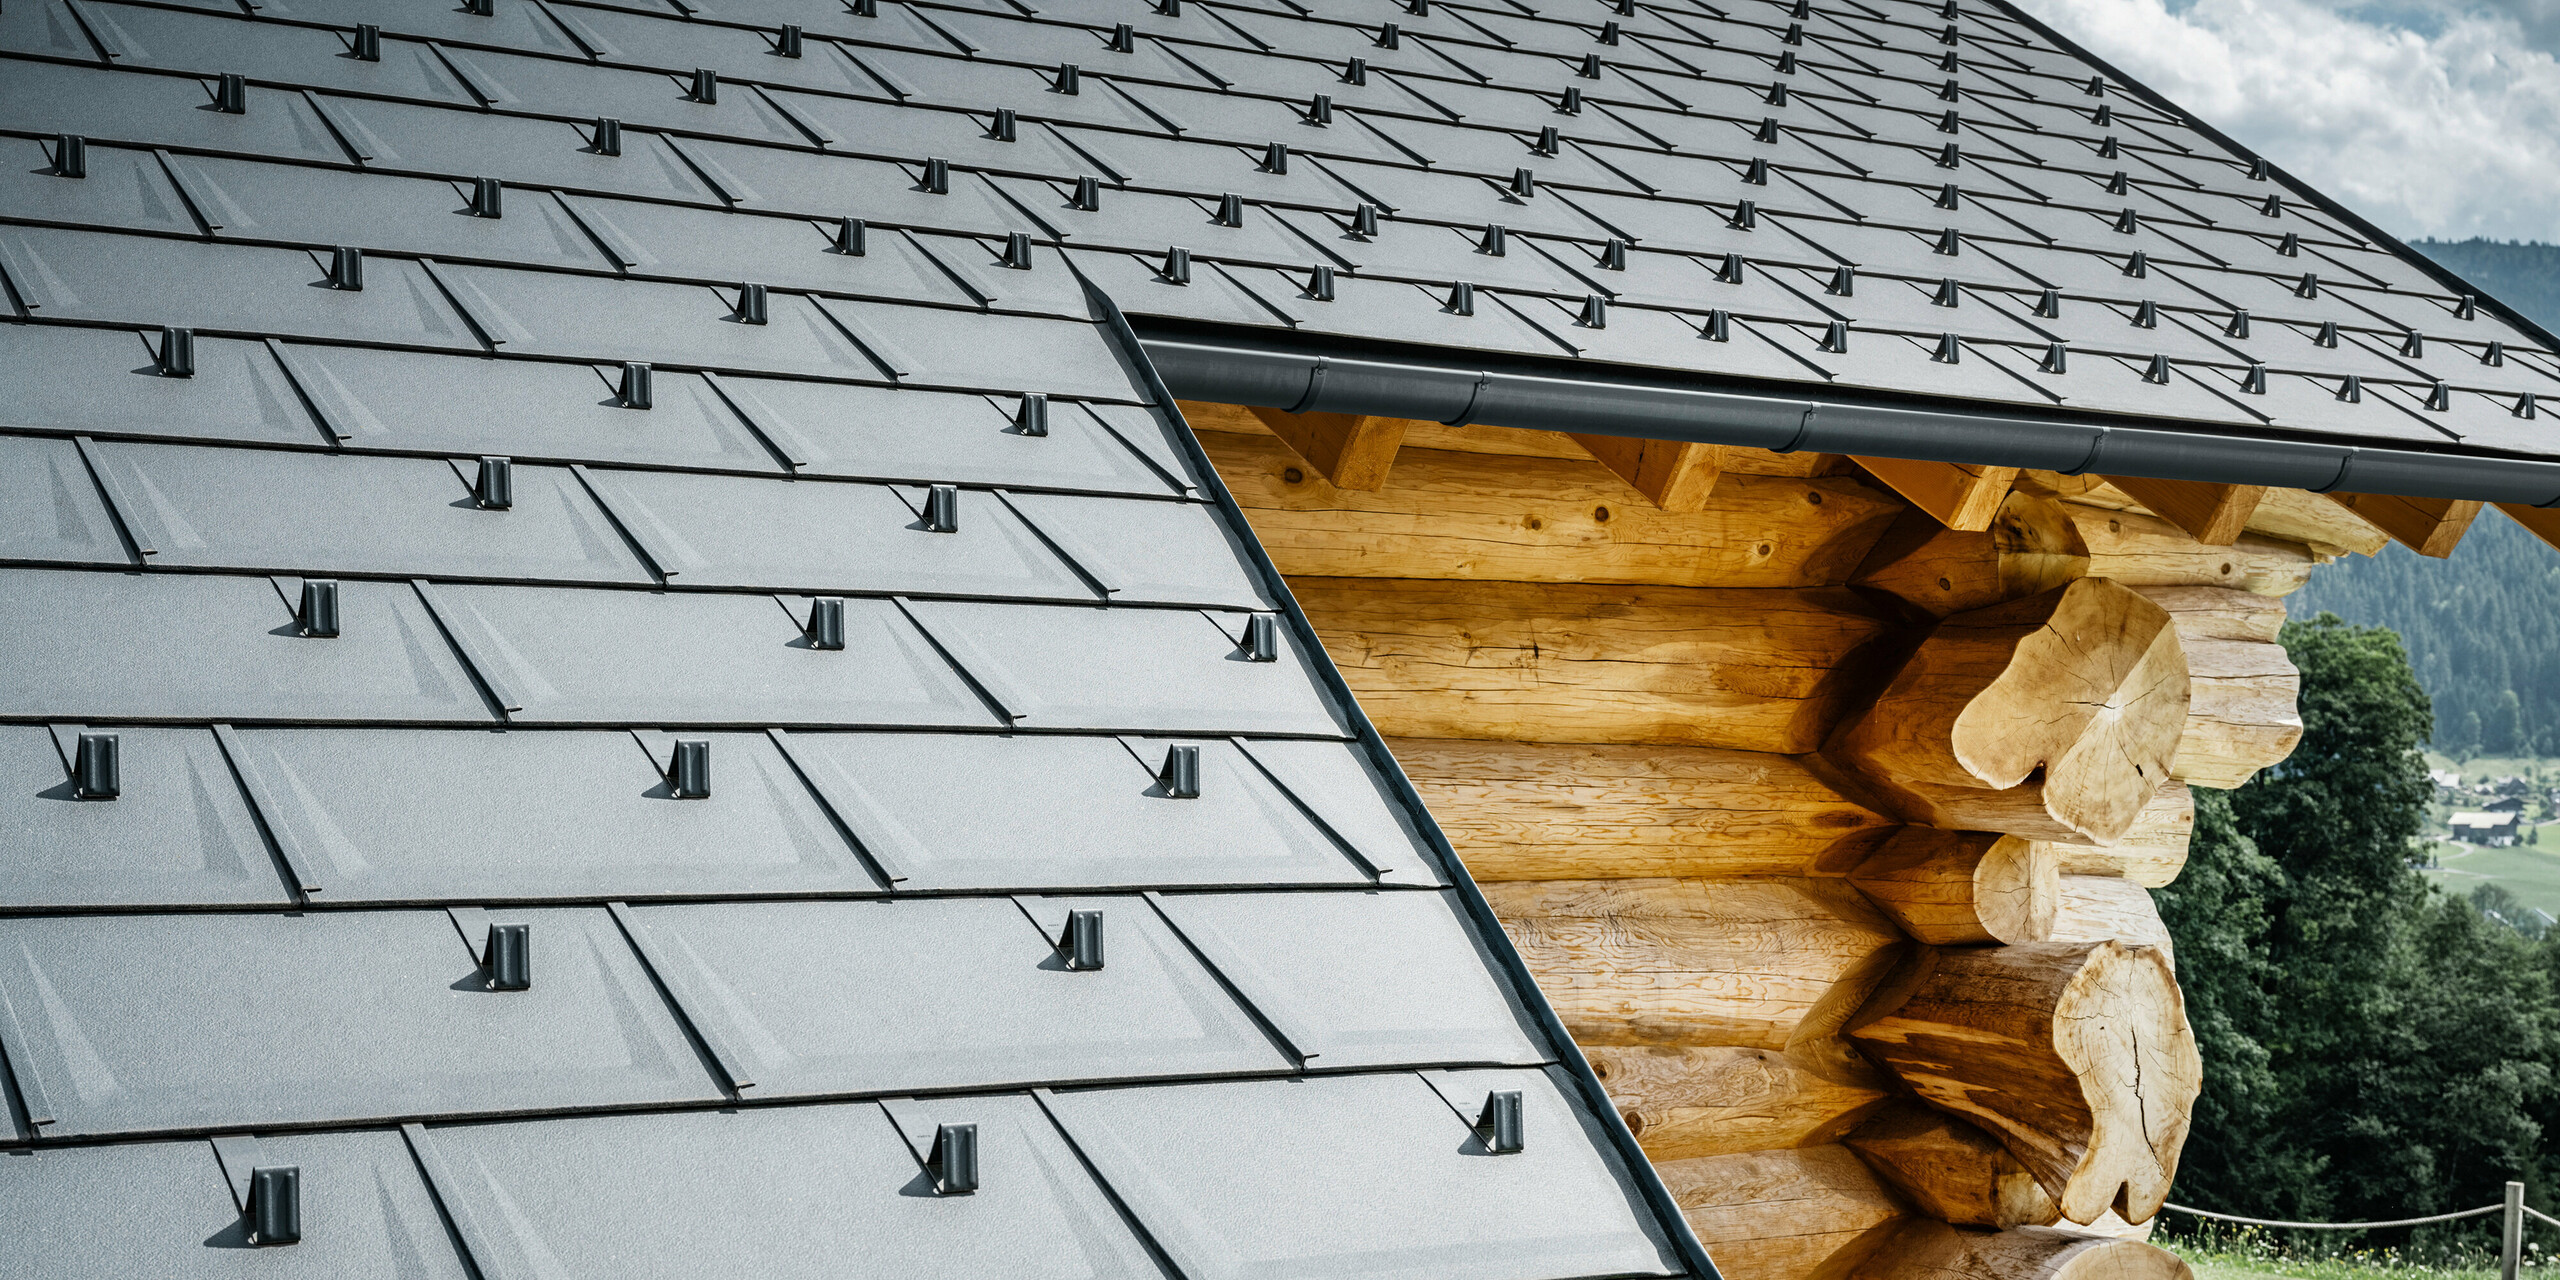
[1837,578,2191,846]
[1850,829,2058,947]
[1849,940,2202,1226]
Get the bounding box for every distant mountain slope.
[2287,240,2560,753]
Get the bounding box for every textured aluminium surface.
[0,1,1716,1273]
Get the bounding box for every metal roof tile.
[0,139,201,237]
[1069,248,1305,328]
[217,727,879,901]
[0,59,350,165]
[157,155,622,272]
[0,435,135,569]
[418,583,1001,726]
[0,570,497,722]
[0,1128,476,1277]
[999,490,1276,608]
[618,896,1293,1094]
[315,98,727,205]
[775,730,1377,888]
[1156,889,1538,1062]
[280,346,786,472]
[704,374,1177,493]
[0,227,486,348]
[1042,1068,1683,1280]
[419,1096,1173,1280]
[580,468,1102,597]
[0,725,288,909]
[0,906,722,1136]
[87,444,657,583]
[899,599,1352,734]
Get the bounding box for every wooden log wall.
[1185,401,2365,1280]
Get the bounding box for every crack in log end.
[1851,941,2198,1226]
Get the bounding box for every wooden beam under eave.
[1568,434,1722,511]
[1850,457,2019,531]
[2100,475,2266,546]
[2326,492,2484,558]
[2496,503,2560,555]
[1246,405,1406,491]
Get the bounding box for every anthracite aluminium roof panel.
[0,436,135,569]
[0,726,289,909]
[0,907,721,1137]
[0,327,326,448]
[774,732,1378,890]
[1044,1069,1683,1280]
[1152,890,1547,1068]
[218,728,879,902]
[578,468,1102,599]
[0,1129,476,1279]
[0,571,496,723]
[998,490,1277,610]
[417,585,999,726]
[0,140,200,239]
[707,375,1181,495]
[86,444,657,584]
[279,346,789,473]
[0,228,488,350]
[900,599,1352,735]
[617,897,1292,1095]
[418,1096,1175,1280]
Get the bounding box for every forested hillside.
[2288,240,2560,753]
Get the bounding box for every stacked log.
[1190,408,2321,1280]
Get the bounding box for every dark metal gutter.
[1143,334,2560,506]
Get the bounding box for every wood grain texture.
[1247,404,1406,491]
[2128,587,2301,788]
[2065,504,2320,596]
[1854,491,2091,618]
[1485,877,1905,1050]
[2026,473,2382,557]
[1850,941,2201,1225]
[1856,458,2022,532]
[2100,477,2263,546]
[2052,876,2175,967]
[1850,829,2058,946]
[1846,1100,2059,1228]
[2328,492,2483,558]
[1203,431,1904,589]
[1294,578,1902,752]
[1388,738,1897,880]
[1850,1221,2192,1280]
[1589,1044,1892,1160]
[2043,782,2194,889]
[1657,1145,1909,1280]
[1572,433,1722,511]
[1835,579,2191,846]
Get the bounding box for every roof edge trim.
[1142,337,2560,506]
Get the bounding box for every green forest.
[2161,244,2560,1253]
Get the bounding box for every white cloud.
[2016,0,2560,241]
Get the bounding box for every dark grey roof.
[0,0,1710,1271]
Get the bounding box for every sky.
[2016,0,2560,242]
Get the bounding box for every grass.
[2427,839,2560,919]
[2159,1229,2533,1280]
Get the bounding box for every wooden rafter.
[2099,476,2265,546]
[1245,405,1407,491]
[2496,503,2560,555]
[2325,492,2483,558]
[1851,457,2019,531]
[1569,434,1722,511]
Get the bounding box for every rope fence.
[2163,1204,2506,1229]
[2161,1183,2542,1280]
